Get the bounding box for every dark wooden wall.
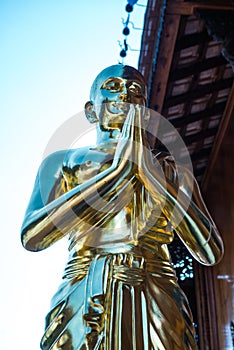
[203,116,234,349]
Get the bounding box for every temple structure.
[138,1,234,348]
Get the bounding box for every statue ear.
[84,101,99,124]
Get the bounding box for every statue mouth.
[108,102,130,114]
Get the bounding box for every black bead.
[126,4,133,12]
[123,27,130,36]
[120,49,127,57]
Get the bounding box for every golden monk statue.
[21,65,224,349]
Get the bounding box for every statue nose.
[119,92,128,102]
[119,85,130,102]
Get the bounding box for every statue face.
[90,65,147,130]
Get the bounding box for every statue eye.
[102,79,122,92]
[128,82,144,96]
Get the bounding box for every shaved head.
[90,64,147,101]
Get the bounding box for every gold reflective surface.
[21,65,224,349]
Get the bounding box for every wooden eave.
[138,0,234,184]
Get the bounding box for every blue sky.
[0,1,146,348]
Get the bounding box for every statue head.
[84,64,147,130]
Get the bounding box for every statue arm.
[21,111,136,252]
[140,156,223,265]
[140,149,223,266]
[21,150,70,251]
[172,165,224,265]
[132,106,223,265]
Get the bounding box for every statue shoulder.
[63,146,93,168]
[40,150,67,175]
[40,147,92,174]
[63,146,113,169]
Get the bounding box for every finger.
[133,105,147,148]
[120,103,135,140]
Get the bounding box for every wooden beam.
[170,102,226,128]
[149,13,181,113]
[202,120,234,348]
[169,55,227,81]
[191,146,212,161]
[166,1,234,16]
[202,81,234,190]
[164,77,233,108]
[184,126,217,144]
[147,12,181,147]
[175,31,211,51]
[178,147,212,165]
[138,0,166,87]
[159,126,218,153]
[194,263,220,350]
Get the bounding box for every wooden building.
[138,0,234,348]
